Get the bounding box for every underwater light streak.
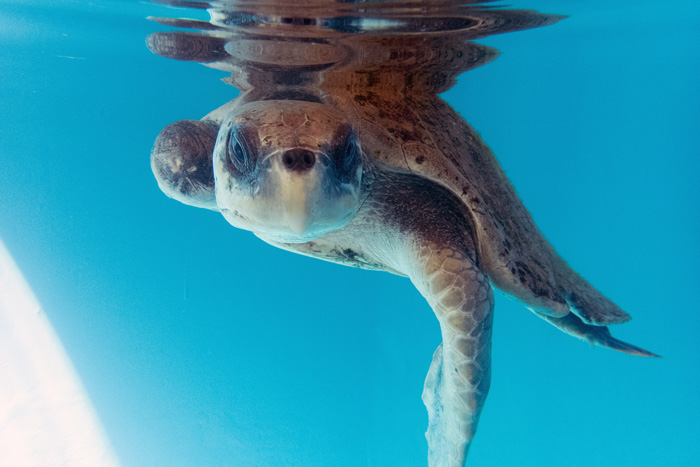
[0,239,119,467]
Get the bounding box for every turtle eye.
[228,131,247,167]
[231,140,246,166]
[343,141,359,173]
[332,129,361,182]
[226,126,256,177]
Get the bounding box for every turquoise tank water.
[1,1,698,465]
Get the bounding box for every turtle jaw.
[214,149,363,243]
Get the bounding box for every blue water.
[1,0,699,466]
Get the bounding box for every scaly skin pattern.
[411,243,493,467]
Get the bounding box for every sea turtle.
[148,9,657,467]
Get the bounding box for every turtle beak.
[275,150,324,235]
[286,206,315,235]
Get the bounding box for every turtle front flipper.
[364,172,494,466]
[151,119,220,210]
[408,239,493,467]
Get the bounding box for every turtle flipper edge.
[560,266,631,325]
[492,252,658,356]
[536,310,660,358]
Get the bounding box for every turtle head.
[213,100,364,243]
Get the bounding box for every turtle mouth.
[219,208,251,225]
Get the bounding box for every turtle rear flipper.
[481,233,634,326]
[491,250,642,331]
[536,311,660,358]
[561,266,631,325]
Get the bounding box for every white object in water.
[0,239,119,467]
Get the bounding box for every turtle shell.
[332,85,630,325]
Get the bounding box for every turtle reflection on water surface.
[148,3,657,466]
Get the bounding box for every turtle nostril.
[301,152,315,168]
[282,152,295,168]
[281,149,315,172]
